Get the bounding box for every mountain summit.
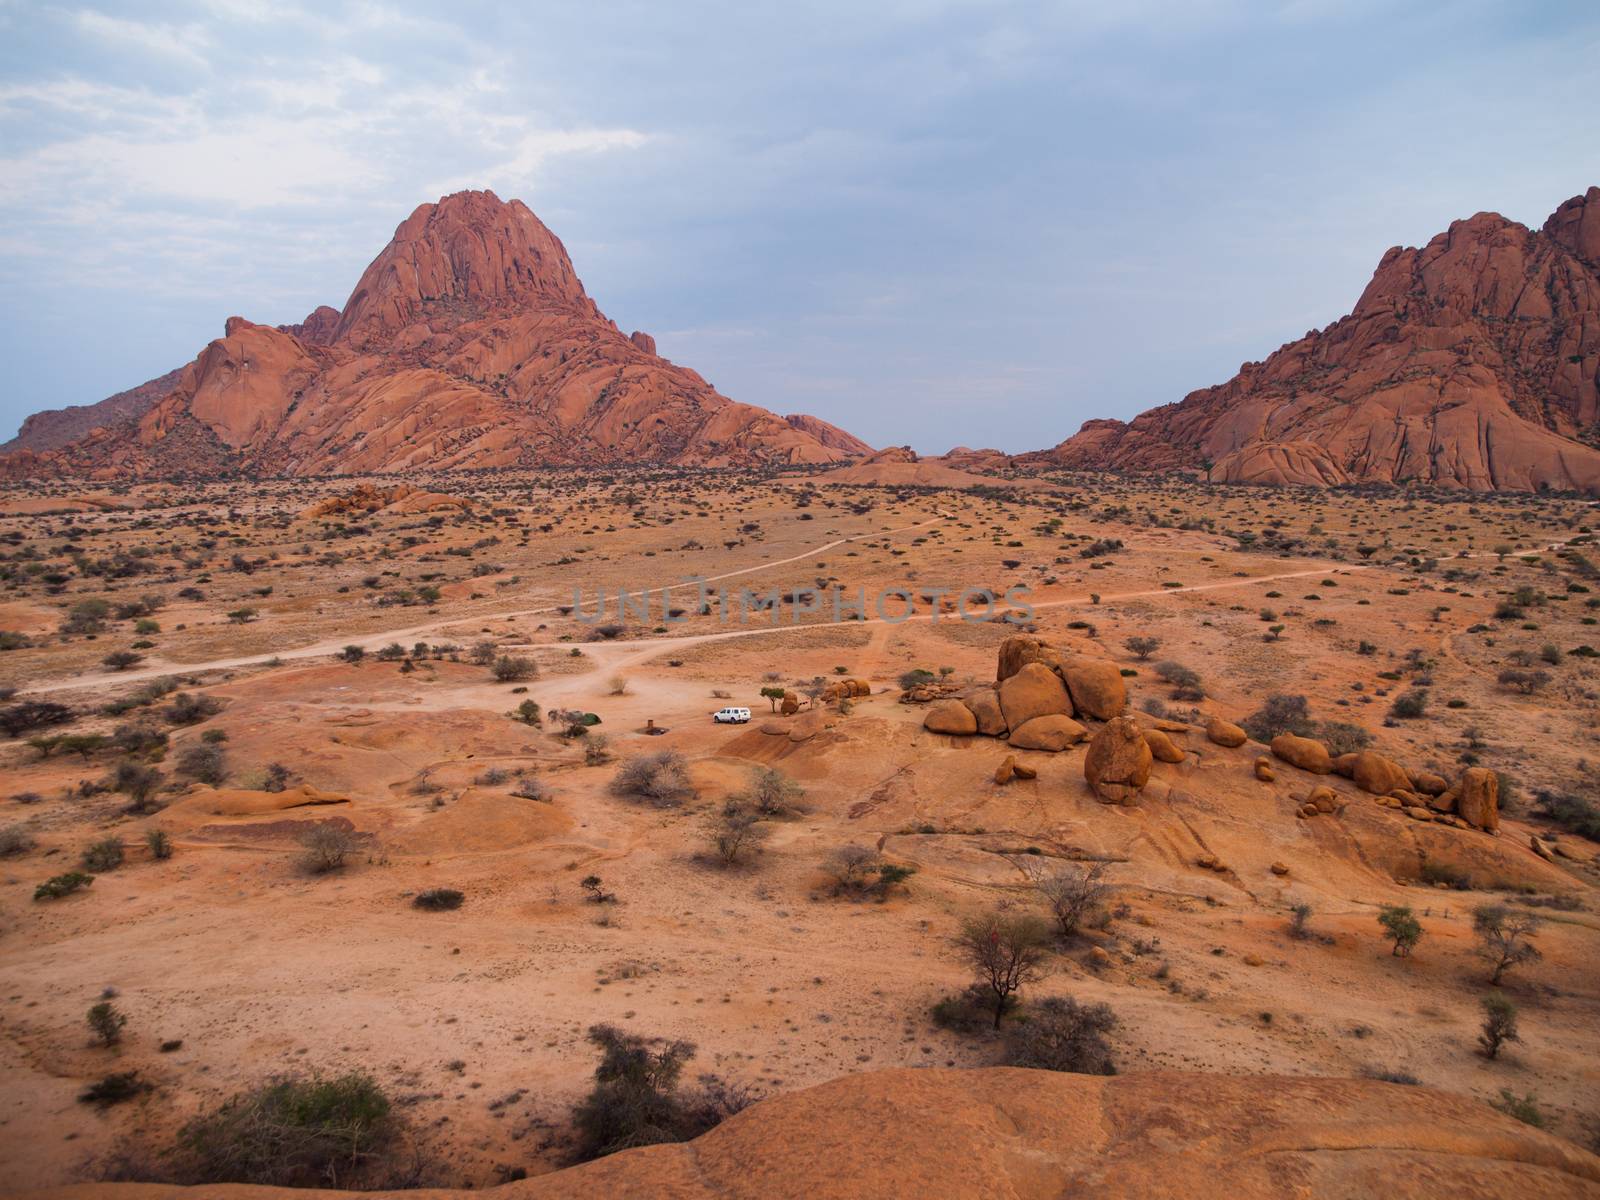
[1033,187,1600,492]
[3,190,871,478]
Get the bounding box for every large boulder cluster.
[917,636,1125,756]
[1259,737,1501,833]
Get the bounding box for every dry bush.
[299,825,355,874]
[608,751,693,807]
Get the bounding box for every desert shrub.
[705,801,768,865]
[175,1072,396,1187]
[741,767,804,816]
[570,1025,750,1161]
[109,761,164,812]
[897,668,936,690]
[931,985,997,1034]
[957,911,1052,1027]
[1288,903,1313,939]
[1388,688,1430,719]
[1472,905,1541,985]
[510,699,542,726]
[35,871,94,900]
[491,655,536,682]
[1153,660,1204,699]
[103,650,144,671]
[583,734,612,766]
[511,777,552,802]
[1490,1089,1545,1127]
[1358,1065,1420,1085]
[1003,996,1117,1074]
[339,645,365,663]
[1533,791,1600,840]
[79,1071,150,1107]
[608,751,693,807]
[299,825,355,874]
[164,692,221,726]
[1378,905,1423,957]
[1420,861,1471,890]
[822,845,914,899]
[1241,693,1313,743]
[87,1001,128,1046]
[177,744,226,785]
[1317,721,1372,755]
[0,700,74,738]
[475,767,510,786]
[0,824,36,857]
[82,837,125,872]
[145,829,173,860]
[414,888,464,911]
[1479,993,1520,1059]
[1032,861,1109,936]
[262,762,292,792]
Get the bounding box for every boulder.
[1009,714,1086,752]
[1351,751,1411,797]
[997,662,1072,731]
[1254,757,1275,782]
[1409,769,1448,796]
[1332,753,1359,778]
[1144,728,1186,763]
[924,700,977,736]
[996,634,1056,683]
[1270,733,1332,775]
[1440,767,1500,832]
[1270,862,1289,876]
[780,692,800,716]
[994,754,1039,785]
[788,710,826,743]
[1206,717,1247,748]
[960,688,1008,737]
[1060,657,1126,720]
[1308,785,1339,814]
[1083,716,1153,804]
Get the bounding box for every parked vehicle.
[712,706,752,724]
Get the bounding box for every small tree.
[82,837,125,872]
[705,801,767,866]
[1122,636,1160,661]
[510,699,543,727]
[1032,862,1109,937]
[145,829,173,860]
[581,875,616,903]
[957,911,1052,1028]
[759,685,786,713]
[1479,992,1519,1059]
[608,752,693,807]
[1471,905,1542,986]
[470,641,497,666]
[103,650,144,671]
[87,1001,127,1047]
[1378,905,1423,957]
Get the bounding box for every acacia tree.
[1472,905,1542,985]
[957,912,1052,1028]
[1378,905,1423,957]
[759,686,786,712]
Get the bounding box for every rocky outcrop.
[21,1068,1600,1200]
[923,699,977,735]
[1206,716,1248,748]
[4,190,871,479]
[1008,713,1086,751]
[1271,733,1333,775]
[1436,767,1501,832]
[1030,187,1600,494]
[997,662,1073,730]
[1,367,185,454]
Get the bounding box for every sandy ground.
[1,468,1598,1189]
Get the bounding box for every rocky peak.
[1544,184,1600,266]
[333,189,590,350]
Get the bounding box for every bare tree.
[957,911,1052,1028]
[1472,905,1542,986]
[1122,636,1161,661]
[1030,861,1109,937]
[705,801,768,865]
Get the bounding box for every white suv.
[713,707,752,724]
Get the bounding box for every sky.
[1,1,1597,453]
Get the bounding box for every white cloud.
[71,9,213,68]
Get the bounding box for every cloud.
[71,9,213,68]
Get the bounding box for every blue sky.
[1,1,1597,452]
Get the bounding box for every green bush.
[82,837,125,872]
[1003,996,1117,1075]
[35,871,94,900]
[175,1072,396,1187]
